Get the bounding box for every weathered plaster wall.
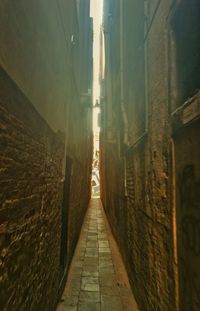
[0,0,76,132]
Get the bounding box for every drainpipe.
[106,28,113,141]
[120,0,129,147]
[144,0,149,134]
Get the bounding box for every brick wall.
[0,64,92,310]
[67,155,92,264]
[173,117,200,311]
[65,80,93,266]
[0,67,65,311]
[0,0,93,309]
[100,0,200,310]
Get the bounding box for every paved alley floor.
[56,199,139,311]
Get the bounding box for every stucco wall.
[0,0,76,132]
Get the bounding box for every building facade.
[0,1,92,310]
[100,0,200,310]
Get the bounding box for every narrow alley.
[57,199,138,311]
[0,0,200,311]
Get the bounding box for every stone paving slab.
[56,198,139,311]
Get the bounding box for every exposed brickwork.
[65,80,93,266]
[124,144,174,311]
[0,66,92,310]
[67,156,92,263]
[0,0,93,309]
[0,68,65,311]
[174,122,200,311]
[100,0,200,311]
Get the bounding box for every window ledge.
[171,90,200,132]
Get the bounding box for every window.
[171,0,200,105]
